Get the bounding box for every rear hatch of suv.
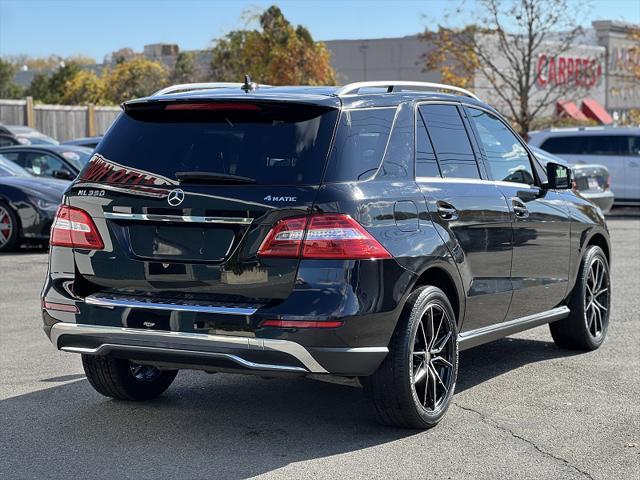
[64,97,340,315]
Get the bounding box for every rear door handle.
[436,201,458,220]
[511,198,529,219]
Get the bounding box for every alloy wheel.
[585,256,609,339]
[0,206,13,248]
[410,303,456,412]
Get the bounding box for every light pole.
[359,44,369,81]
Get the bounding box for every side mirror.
[52,169,74,180]
[545,162,572,190]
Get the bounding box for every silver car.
[528,127,639,206]
[530,146,614,214]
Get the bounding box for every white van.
[529,127,640,205]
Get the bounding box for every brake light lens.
[258,214,391,260]
[50,205,104,250]
[165,103,261,111]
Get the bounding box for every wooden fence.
[0,97,121,142]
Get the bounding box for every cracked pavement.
[1,218,639,479]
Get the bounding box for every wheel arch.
[412,264,464,326]
[585,232,610,264]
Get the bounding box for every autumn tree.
[104,57,169,102]
[210,6,336,85]
[61,70,105,105]
[422,0,590,136]
[0,59,23,98]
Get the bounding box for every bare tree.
[422,0,596,135]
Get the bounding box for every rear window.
[541,134,640,156]
[92,102,339,185]
[324,107,397,182]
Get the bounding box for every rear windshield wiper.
[176,171,256,184]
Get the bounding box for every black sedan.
[0,155,70,251]
[0,145,92,181]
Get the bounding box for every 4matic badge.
[263,195,297,202]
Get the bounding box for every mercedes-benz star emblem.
[167,188,185,206]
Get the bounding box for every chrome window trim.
[103,211,253,225]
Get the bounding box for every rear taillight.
[50,205,104,250]
[258,214,391,260]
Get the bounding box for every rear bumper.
[581,191,615,214]
[47,322,388,376]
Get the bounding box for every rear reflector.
[42,300,79,313]
[258,214,391,260]
[260,320,343,329]
[165,103,261,111]
[50,205,104,250]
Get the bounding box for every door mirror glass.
[545,162,572,189]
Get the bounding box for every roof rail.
[335,81,479,100]
[153,82,271,96]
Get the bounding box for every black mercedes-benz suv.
[41,81,611,429]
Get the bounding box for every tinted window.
[629,136,640,155]
[23,152,68,177]
[468,108,535,185]
[415,112,440,177]
[0,156,29,177]
[325,107,396,182]
[94,103,339,185]
[0,135,18,147]
[60,149,91,170]
[0,152,20,163]
[419,104,479,179]
[541,134,639,156]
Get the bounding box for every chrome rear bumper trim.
[104,212,253,225]
[60,345,307,373]
[49,322,327,373]
[85,294,259,316]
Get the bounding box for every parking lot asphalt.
[1,218,639,480]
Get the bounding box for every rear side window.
[541,135,639,156]
[415,112,440,177]
[92,102,339,186]
[324,107,396,182]
[419,104,480,179]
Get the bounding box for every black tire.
[82,355,178,401]
[0,201,20,252]
[550,245,610,350]
[365,286,459,429]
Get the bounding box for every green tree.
[104,58,169,102]
[25,62,82,103]
[0,59,23,98]
[171,51,198,83]
[210,6,336,85]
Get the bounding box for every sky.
[1,0,639,62]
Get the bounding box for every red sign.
[536,54,602,88]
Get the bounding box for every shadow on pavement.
[1,336,579,479]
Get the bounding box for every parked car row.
[529,126,640,206]
[0,120,636,253]
[529,146,615,214]
[0,155,69,251]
